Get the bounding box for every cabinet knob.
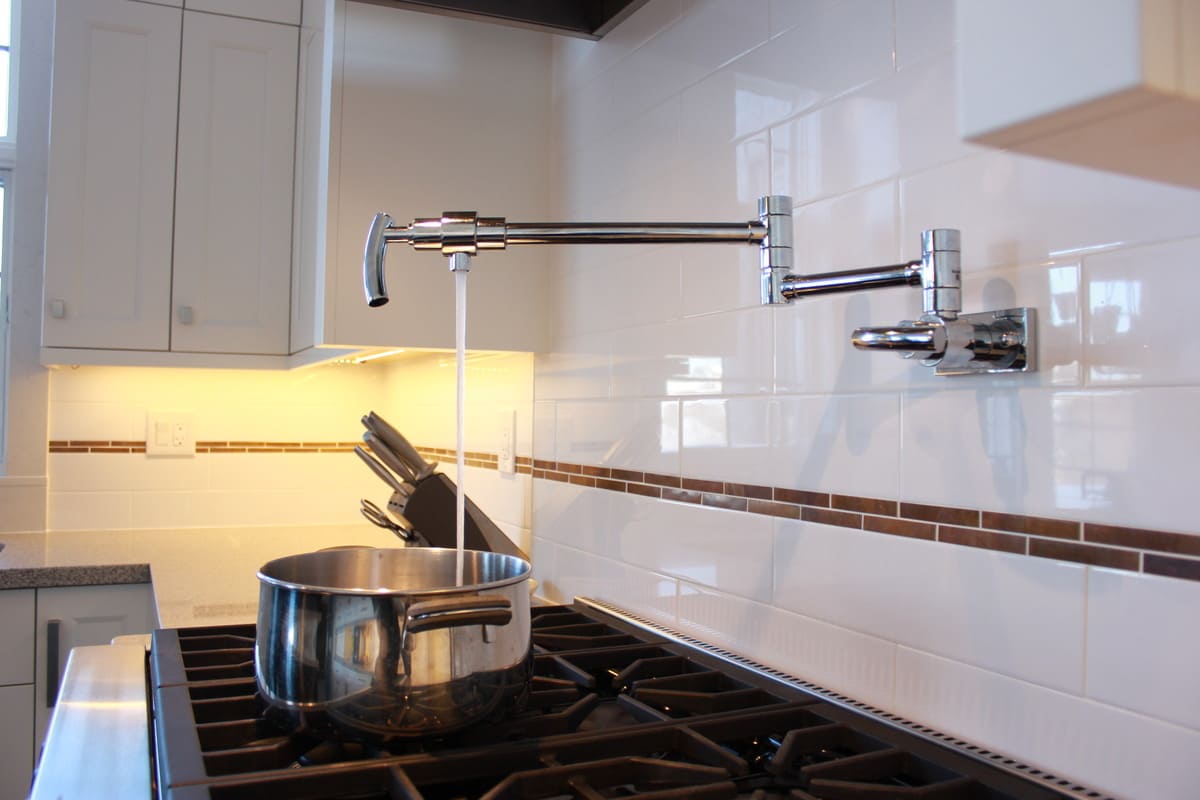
[48,299,66,319]
[177,305,194,325]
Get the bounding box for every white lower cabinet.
[0,584,156,798]
[0,685,34,800]
[0,590,35,800]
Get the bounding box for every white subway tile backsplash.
[770,393,902,498]
[767,0,894,97]
[1084,237,1200,387]
[1086,568,1200,732]
[771,100,901,205]
[557,399,681,473]
[610,309,774,398]
[610,491,775,601]
[790,180,901,273]
[533,537,679,623]
[901,151,1200,271]
[677,582,897,709]
[773,520,1087,692]
[894,647,1200,800]
[48,491,133,531]
[893,0,956,70]
[49,402,139,441]
[680,396,770,482]
[606,0,770,125]
[899,388,1074,517]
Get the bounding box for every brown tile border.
[49,444,1200,584]
[530,459,1200,584]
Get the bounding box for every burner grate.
[150,603,1094,800]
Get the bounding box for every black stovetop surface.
[148,602,1081,799]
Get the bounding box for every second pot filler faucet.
[362,195,1035,377]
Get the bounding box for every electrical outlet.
[146,412,195,456]
[498,410,516,474]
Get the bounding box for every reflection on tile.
[681,397,770,483]
[610,309,774,398]
[1085,237,1200,386]
[557,399,680,473]
[771,394,901,499]
[901,150,1200,270]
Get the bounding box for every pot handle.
[405,595,512,634]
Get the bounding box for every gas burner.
[148,605,1097,799]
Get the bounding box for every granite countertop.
[0,524,408,627]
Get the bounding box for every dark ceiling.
[355,0,651,39]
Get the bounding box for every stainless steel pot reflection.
[255,547,532,741]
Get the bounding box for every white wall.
[0,0,51,531]
[531,2,1200,798]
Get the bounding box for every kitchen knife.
[353,446,407,494]
[363,431,420,485]
[363,412,437,480]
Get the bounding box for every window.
[0,0,14,469]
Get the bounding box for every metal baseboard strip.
[576,596,1114,800]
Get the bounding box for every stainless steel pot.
[255,547,531,741]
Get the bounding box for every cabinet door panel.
[0,589,34,685]
[33,584,155,757]
[43,0,180,350]
[185,0,302,26]
[0,684,34,800]
[172,12,297,355]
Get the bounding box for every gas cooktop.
[148,600,1107,799]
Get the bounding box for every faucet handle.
[920,228,961,319]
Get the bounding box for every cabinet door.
[33,584,156,758]
[171,12,298,355]
[0,589,34,686]
[43,0,181,351]
[0,685,34,800]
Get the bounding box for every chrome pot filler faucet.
[363,195,1035,377]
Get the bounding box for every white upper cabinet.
[43,0,302,365]
[186,0,302,26]
[957,0,1200,188]
[295,1,552,353]
[43,0,180,351]
[171,11,297,355]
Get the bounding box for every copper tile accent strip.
[802,507,862,530]
[775,488,829,507]
[902,503,980,527]
[1028,539,1139,570]
[682,477,723,494]
[982,511,1080,540]
[1144,554,1200,581]
[662,487,701,504]
[702,493,747,512]
[1085,523,1200,557]
[725,482,772,500]
[938,525,1026,555]
[863,515,936,541]
[833,495,897,516]
[748,499,801,520]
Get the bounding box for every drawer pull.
[46,619,62,708]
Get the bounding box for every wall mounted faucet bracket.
[364,196,1035,376]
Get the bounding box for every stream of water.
[454,268,467,586]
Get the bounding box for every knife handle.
[364,412,436,479]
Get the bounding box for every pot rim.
[256,546,531,596]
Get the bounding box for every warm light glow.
[353,348,407,364]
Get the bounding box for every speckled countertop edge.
[0,563,152,590]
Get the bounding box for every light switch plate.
[146,412,195,457]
